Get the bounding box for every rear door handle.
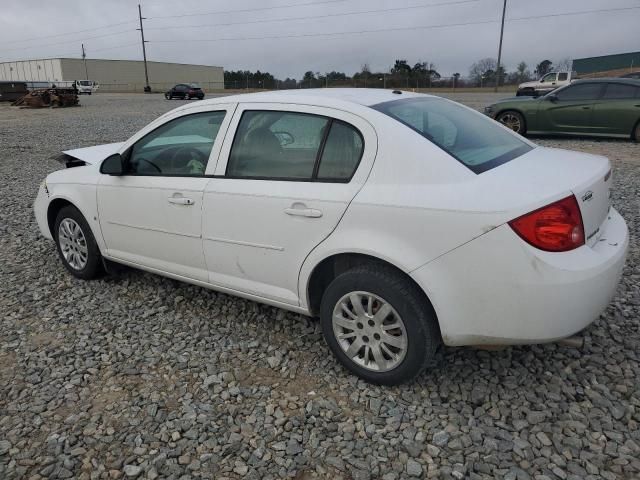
[168,196,194,205]
[284,204,322,218]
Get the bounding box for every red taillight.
[509,195,584,252]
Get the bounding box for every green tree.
[469,58,497,86]
[535,60,553,77]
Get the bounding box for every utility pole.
[495,0,507,92]
[137,4,150,92]
[81,43,88,80]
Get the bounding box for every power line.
[148,0,349,20]
[151,19,498,43]
[148,5,640,44]
[146,0,480,31]
[1,29,136,53]
[1,21,138,46]
[509,5,640,22]
[1,42,141,63]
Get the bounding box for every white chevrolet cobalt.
[34,89,628,385]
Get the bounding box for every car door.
[201,103,377,306]
[537,72,558,93]
[591,82,640,135]
[97,103,235,281]
[538,82,604,134]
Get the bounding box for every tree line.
[223,57,573,89]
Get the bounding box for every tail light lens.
[509,195,584,252]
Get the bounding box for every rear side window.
[373,97,532,174]
[317,121,364,180]
[557,72,568,81]
[603,83,639,99]
[227,111,364,181]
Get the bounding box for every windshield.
[78,81,92,86]
[373,97,533,173]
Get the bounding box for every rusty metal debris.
[12,87,79,108]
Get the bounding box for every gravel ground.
[1,93,639,480]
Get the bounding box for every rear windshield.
[373,97,533,173]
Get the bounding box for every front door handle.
[284,203,322,218]
[168,196,194,205]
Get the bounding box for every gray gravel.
[1,93,639,480]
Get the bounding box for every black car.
[165,83,205,100]
[0,81,28,102]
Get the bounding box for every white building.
[0,58,224,92]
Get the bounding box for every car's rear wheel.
[633,120,640,142]
[54,206,103,280]
[497,110,526,135]
[320,264,440,385]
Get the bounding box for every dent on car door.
[542,83,604,133]
[97,106,234,280]
[201,104,377,306]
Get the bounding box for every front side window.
[555,83,603,101]
[373,97,532,174]
[127,111,225,176]
[603,83,639,99]
[541,73,557,83]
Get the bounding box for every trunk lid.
[473,147,611,247]
[572,163,611,246]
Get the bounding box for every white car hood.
[62,142,124,164]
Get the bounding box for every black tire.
[54,205,103,280]
[88,92,92,95]
[320,264,440,385]
[496,110,527,135]
[633,120,640,142]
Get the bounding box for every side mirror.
[100,153,124,175]
[546,93,558,102]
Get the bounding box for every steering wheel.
[170,146,207,173]
[135,157,161,173]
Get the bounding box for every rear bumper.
[411,207,628,346]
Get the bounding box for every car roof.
[572,77,640,86]
[195,88,432,108]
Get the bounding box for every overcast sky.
[0,0,638,78]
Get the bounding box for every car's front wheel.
[633,120,640,143]
[320,264,440,385]
[54,206,103,279]
[497,110,526,135]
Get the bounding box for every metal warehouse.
[0,58,224,92]
[573,51,640,78]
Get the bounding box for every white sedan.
[34,89,628,385]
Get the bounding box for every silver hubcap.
[58,218,88,270]
[332,291,408,372]
[499,113,521,132]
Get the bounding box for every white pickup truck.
[516,71,577,96]
[74,80,99,95]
